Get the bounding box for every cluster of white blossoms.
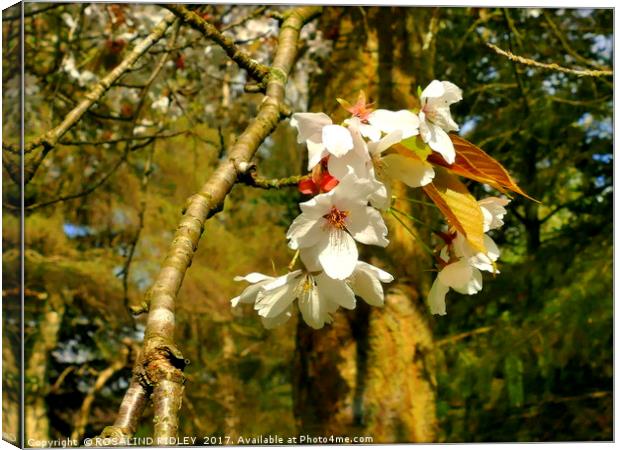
[231,80,510,329]
[428,196,509,316]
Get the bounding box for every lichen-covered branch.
[104,5,322,441]
[486,42,613,78]
[164,4,271,84]
[239,171,308,189]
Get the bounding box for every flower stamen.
[323,206,349,229]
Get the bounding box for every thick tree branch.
[104,6,322,442]
[164,4,271,84]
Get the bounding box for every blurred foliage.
[2,3,612,444]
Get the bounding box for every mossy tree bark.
[293,7,439,443]
[25,293,66,443]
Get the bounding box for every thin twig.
[18,12,176,155]
[486,42,613,78]
[164,4,270,84]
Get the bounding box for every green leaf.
[398,135,432,160]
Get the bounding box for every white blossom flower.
[300,248,394,307]
[257,270,350,329]
[328,119,432,210]
[231,254,394,329]
[418,80,463,164]
[479,197,510,232]
[286,171,389,280]
[62,55,96,87]
[428,259,483,316]
[291,112,354,170]
[151,96,170,113]
[338,91,418,142]
[231,272,295,329]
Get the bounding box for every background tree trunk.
[25,293,66,442]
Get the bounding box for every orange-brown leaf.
[423,168,486,253]
[427,135,537,201]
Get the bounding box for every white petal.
[328,148,368,180]
[439,245,450,263]
[297,280,337,329]
[368,130,403,157]
[438,259,473,289]
[322,125,353,157]
[234,273,273,284]
[261,308,293,329]
[368,177,390,211]
[428,277,450,316]
[484,235,500,261]
[452,232,474,259]
[439,81,463,103]
[315,273,356,309]
[231,273,275,307]
[345,205,389,247]
[255,276,298,318]
[307,140,327,170]
[259,270,302,292]
[356,261,394,283]
[317,228,359,280]
[392,110,420,138]
[452,268,483,295]
[231,283,264,307]
[359,123,382,142]
[421,80,445,99]
[479,197,510,231]
[349,262,393,307]
[291,112,332,144]
[470,236,500,272]
[424,122,455,164]
[381,153,435,187]
[331,169,375,205]
[368,110,419,138]
[367,109,396,133]
[286,213,323,250]
[299,246,322,272]
[299,192,333,218]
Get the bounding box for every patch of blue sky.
[591,34,612,62]
[63,222,92,238]
[594,175,607,188]
[592,153,613,164]
[459,117,479,136]
[576,113,612,143]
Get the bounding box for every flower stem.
[390,206,425,226]
[288,249,300,271]
[392,195,438,209]
[389,209,434,256]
